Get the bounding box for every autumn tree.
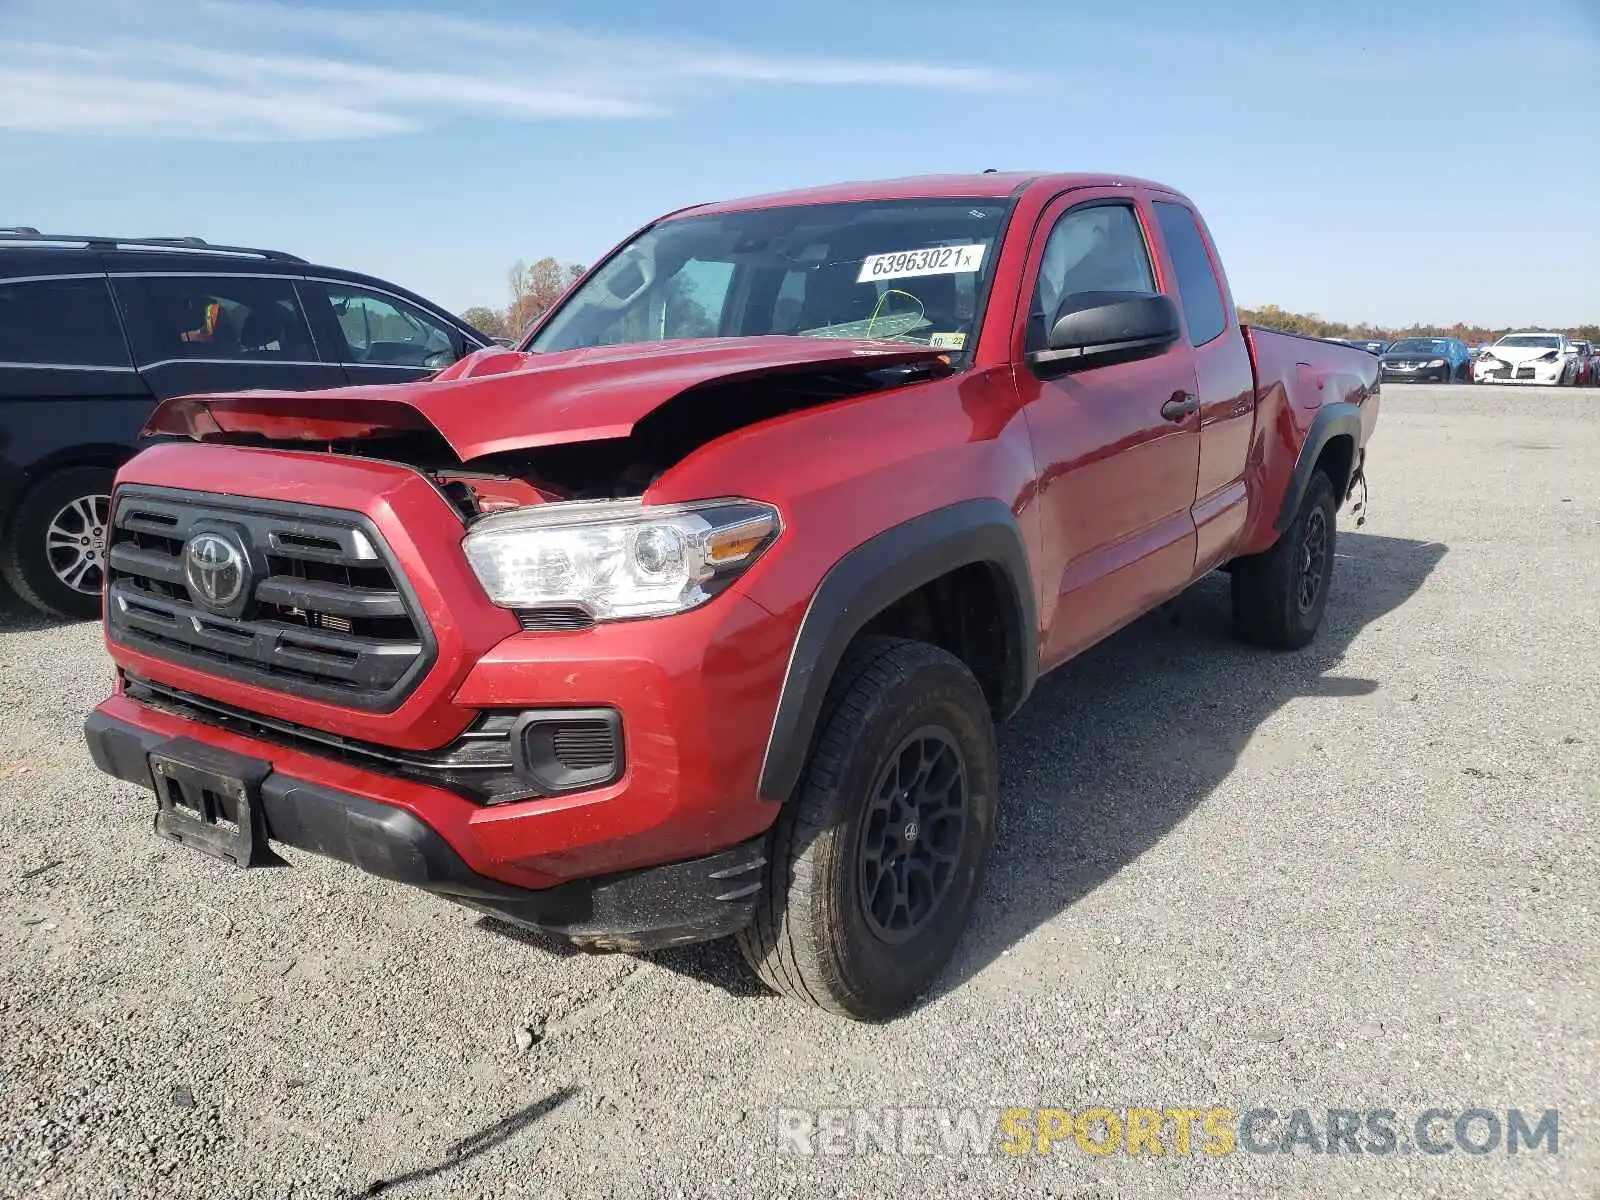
[460,306,508,338]
[506,259,534,335]
[505,257,588,334]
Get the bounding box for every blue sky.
[2,0,1596,327]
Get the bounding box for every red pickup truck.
[84,172,1379,1020]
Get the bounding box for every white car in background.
[1473,332,1579,385]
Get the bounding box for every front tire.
[1,466,116,620]
[1230,470,1337,650]
[737,637,999,1021]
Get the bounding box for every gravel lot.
[1,383,1595,1199]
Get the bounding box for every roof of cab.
[678,171,1176,217]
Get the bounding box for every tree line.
[1238,304,1600,345]
[460,257,588,339]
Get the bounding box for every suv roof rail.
[0,230,307,263]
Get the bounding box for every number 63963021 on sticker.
[856,244,987,283]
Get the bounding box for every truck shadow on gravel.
[942,528,1448,1001]
[642,529,1448,1010]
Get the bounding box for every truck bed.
[1234,324,1380,556]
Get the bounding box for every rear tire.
[1,466,115,621]
[736,636,998,1021]
[1230,470,1337,650]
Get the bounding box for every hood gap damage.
[160,356,946,517]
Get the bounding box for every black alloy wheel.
[1296,504,1330,615]
[856,728,969,944]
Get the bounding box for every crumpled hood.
[1480,343,1562,365]
[143,336,952,461]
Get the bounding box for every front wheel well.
[856,561,1026,721]
[3,448,131,529]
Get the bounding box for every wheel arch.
[1,445,132,531]
[1273,404,1362,534]
[756,499,1037,804]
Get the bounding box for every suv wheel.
[1230,469,1337,650]
[2,466,116,620]
[737,636,998,1021]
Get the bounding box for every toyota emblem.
[184,531,248,609]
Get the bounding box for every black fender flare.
[1274,403,1363,533]
[756,498,1037,804]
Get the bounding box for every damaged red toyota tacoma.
[84,173,1379,1019]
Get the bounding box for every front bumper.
[1473,361,1565,385]
[1380,363,1449,382]
[85,708,768,950]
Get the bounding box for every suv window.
[313,283,459,367]
[1027,203,1155,352]
[1152,202,1228,346]
[0,277,131,368]
[118,275,317,364]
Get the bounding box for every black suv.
[0,229,493,619]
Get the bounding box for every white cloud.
[0,0,1021,141]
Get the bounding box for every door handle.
[1161,391,1199,421]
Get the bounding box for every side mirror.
[1026,291,1182,376]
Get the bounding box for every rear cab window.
[114,275,318,364]
[0,276,131,368]
[1152,202,1228,346]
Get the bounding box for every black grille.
[106,488,435,711]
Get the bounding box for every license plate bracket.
[148,738,281,868]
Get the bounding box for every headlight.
[1538,351,1559,361]
[461,498,779,619]
[1428,358,1446,367]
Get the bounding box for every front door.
[1012,193,1202,670]
[297,281,470,386]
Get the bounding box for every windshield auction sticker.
[857,244,987,283]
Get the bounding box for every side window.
[314,283,461,367]
[1152,202,1227,346]
[119,275,316,363]
[1027,204,1155,352]
[0,277,130,368]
